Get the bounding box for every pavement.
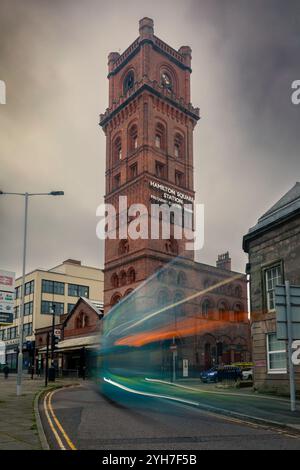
[0,373,79,450]
[39,380,300,450]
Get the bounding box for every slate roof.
[243,182,300,251]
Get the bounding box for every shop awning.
[38,334,101,353]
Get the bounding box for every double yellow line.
[43,389,77,450]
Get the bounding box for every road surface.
[40,381,300,450]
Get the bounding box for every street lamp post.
[0,190,64,396]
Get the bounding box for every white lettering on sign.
[292,340,300,366]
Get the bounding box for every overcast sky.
[0,0,299,277]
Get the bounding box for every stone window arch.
[202,299,211,318]
[127,268,136,284]
[111,293,122,307]
[111,273,119,288]
[177,271,187,286]
[233,303,244,322]
[157,289,170,307]
[218,300,230,321]
[155,122,166,150]
[174,133,184,158]
[128,123,138,153]
[113,135,122,162]
[234,285,242,298]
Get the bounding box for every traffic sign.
[275,282,300,412]
[275,284,300,341]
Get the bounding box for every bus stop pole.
[286,280,296,412]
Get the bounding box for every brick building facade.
[99,18,251,375]
[243,182,300,394]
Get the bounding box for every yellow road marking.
[43,388,77,450]
[43,391,66,450]
[48,389,77,450]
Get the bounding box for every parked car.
[200,365,242,383]
[242,368,253,381]
[200,367,219,383]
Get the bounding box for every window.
[129,163,137,180]
[15,286,21,299]
[233,304,244,322]
[155,123,165,150]
[128,268,136,284]
[128,124,138,153]
[14,305,20,319]
[123,70,134,94]
[113,137,122,162]
[202,299,210,318]
[155,161,166,179]
[0,329,6,341]
[41,301,64,315]
[67,303,76,314]
[7,327,17,340]
[175,171,184,187]
[267,333,287,374]
[111,293,121,307]
[25,280,34,296]
[42,279,65,295]
[111,273,119,288]
[219,301,229,321]
[23,323,32,337]
[68,284,89,298]
[114,174,121,190]
[174,133,184,158]
[265,265,282,312]
[24,301,33,316]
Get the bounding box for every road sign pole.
[286,281,296,412]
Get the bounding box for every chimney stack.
[216,252,231,271]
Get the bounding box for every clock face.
[161,72,172,89]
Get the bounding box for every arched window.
[123,70,135,94]
[84,316,89,327]
[128,268,136,284]
[233,303,244,322]
[113,136,122,162]
[202,299,210,318]
[128,124,138,153]
[111,273,119,288]
[155,123,166,150]
[111,293,121,307]
[218,301,229,321]
[120,270,127,286]
[118,239,129,255]
[124,289,134,298]
[165,237,178,255]
[157,289,170,307]
[76,312,84,329]
[177,271,187,286]
[174,133,184,158]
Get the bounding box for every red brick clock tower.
[100,18,200,313]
